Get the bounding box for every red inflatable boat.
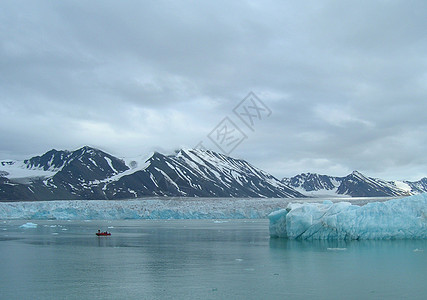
[96,232,111,236]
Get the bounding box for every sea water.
[0,219,426,300]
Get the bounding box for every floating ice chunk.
[269,194,427,240]
[20,222,38,228]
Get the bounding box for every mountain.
[336,171,411,197]
[0,147,304,201]
[282,173,341,195]
[40,146,130,199]
[0,146,130,201]
[283,171,416,197]
[104,149,303,198]
[23,149,72,171]
[3,146,426,201]
[404,178,427,194]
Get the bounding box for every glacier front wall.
[269,194,427,240]
[0,198,291,220]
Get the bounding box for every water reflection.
[269,238,427,253]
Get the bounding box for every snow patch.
[0,160,56,180]
[104,157,117,174]
[393,180,411,192]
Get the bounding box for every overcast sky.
[1,0,427,180]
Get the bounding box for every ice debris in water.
[269,193,427,240]
[20,222,38,228]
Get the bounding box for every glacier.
[269,194,427,239]
[0,198,296,220]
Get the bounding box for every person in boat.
[98,230,101,234]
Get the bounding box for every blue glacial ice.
[269,194,427,239]
[0,198,290,220]
[19,222,38,228]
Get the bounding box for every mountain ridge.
[282,170,426,197]
[0,147,304,201]
[2,146,427,201]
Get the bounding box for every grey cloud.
[1,0,427,181]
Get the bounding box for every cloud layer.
[1,0,427,180]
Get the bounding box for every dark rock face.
[104,150,304,199]
[284,171,414,197]
[3,146,425,201]
[0,177,36,201]
[336,171,410,197]
[23,149,71,171]
[0,147,303,201]
[405,178,427,194]
[283,173,340,192]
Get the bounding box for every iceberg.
[269,194,427,239]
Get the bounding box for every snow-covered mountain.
[283,171,421,197]
[1,146,128,181]
[0,146,130,200]
[104,149,303,198]
[3,146,426,201]
[0,147,304,201]
[404,178,427,194]
[282,173,342,196]
[336,171,412,197]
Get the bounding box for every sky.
[1,0,427,181]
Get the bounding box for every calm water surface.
[0,219,426,299]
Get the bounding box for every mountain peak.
[2,146,425,201]
[104,148,304,199]
[350,170,366,178]
[284,170,415,197]
[284,172,340,192]
[74,146,102,155]
[23,149,71,171]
